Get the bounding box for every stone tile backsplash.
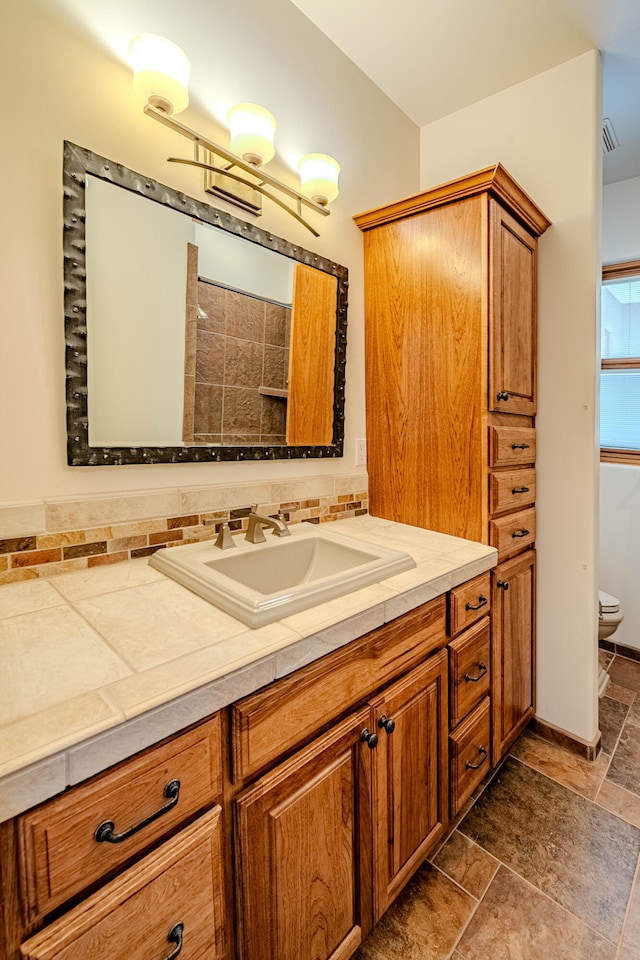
[0,474,368,584]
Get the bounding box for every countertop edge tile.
[68,657,276,785]
[0,690,124,782]
[274,604,387,678]
[0,753,68,822]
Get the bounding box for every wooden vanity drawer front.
[19,714,223,924]
[489,426,536,467]
[232,596,446,782]
[448,572,491,637]
[449,697,491,816]
[489,508,536,560]
[21,806,226,960]
[449,618,491,728]
[489,468,536,516]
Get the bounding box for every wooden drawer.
[21,806,226,960]
[449,618,491,728]
[449,697,491,816]
[448,572,491,637]
[232,596,447,782]
[489,507,536,560]
[19,715,223,924]
[489,467,536,516]
[489,426,536,467]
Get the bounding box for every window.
[601,260,640,464]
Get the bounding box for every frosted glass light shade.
[130,35,190,115]
[227,103,276,166]
[298,153,340,205]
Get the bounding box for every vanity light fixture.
[130,34,191,116]
[227,103,276,166]
[298,153,341,206]
[132,35,339,236]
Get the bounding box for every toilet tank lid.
[600,590,620,612]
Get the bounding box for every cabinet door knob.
[465,746,488,770]
[497,580,509,590]
[377,715,396,734]
[512,529,529,538]
[465,662,487,683]
[465,595,487,611]
[496,391,509,401]
[94,779,181,844]
[360,728,379,749]
[511,442,530,450]
[512,486,529,494]
[166,923,184,960]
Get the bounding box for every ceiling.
[51,0,640,185]
[291,0,640,186]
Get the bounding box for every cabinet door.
[234,708,373,960]
[369,649,448,919]
[489,202,537,416]
[491,549,536,760]
[363,197,487,542]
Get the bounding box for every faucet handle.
[214,522,236,550]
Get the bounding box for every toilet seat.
[599,590,620,615]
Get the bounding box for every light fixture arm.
[167,157,320,237]
[143,104,330,233]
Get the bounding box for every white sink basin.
[149,525,416,627]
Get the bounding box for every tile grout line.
[507,742,609,806]
[615,848,640,958]
[499,861,621,948]
[459,755,638,944]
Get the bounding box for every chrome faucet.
[245,506,291,543]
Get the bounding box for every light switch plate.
[355,438,367,466]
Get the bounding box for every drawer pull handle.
[465,662,487,683]
[94,779,181,844]
[465,746,488,770]
[497,580,509,590]
[166,922,184,960]
[512,486,529,494]
[496,391,509,401]
[360,728,379,749]
[465,595,487,611]
[512,529,529,538]
[377,715,396,734]
[511,443,530,450]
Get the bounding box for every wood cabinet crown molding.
[353,163,551,238]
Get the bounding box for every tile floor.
[354,650,640,960]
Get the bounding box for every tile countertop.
[0,516,496,822]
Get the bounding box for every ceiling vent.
[603,117,619,155]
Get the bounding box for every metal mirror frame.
[63,141,348,466]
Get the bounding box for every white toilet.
[599,590,624,641]
[598,590,624,698]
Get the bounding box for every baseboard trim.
[530,717,601,761]
[599,638,640,663]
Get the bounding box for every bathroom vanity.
[0,518,496,960]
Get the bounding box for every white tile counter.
[0,516,496,821]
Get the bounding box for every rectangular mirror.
[63,142,348,466]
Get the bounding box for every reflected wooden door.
[286,263,337,446]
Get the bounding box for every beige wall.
[0,0,418,505]
[420,51,603,742]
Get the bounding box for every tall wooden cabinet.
[355,165,550,763]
